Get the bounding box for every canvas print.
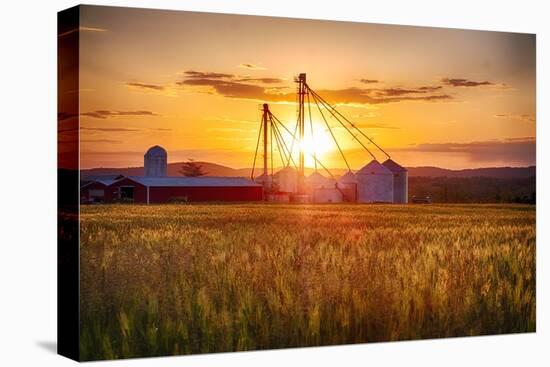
[58,5,536,361]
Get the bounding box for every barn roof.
[120,176,261,188]
[81,175,122,188]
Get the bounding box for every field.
[79,204,535,360]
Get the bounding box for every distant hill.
[81,162,536,180]
[406,166,536,179]
[82,162,246,178]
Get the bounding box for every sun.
[299,126,334,167]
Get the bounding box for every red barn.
[80,176,121,204]
[101,176,263,203]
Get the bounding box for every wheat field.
[79,204,535,360]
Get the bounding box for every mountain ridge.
[81,161,536,179]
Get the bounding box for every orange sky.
[71,5,536,170]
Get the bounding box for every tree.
[180,159,207,177]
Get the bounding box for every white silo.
[383,159,408,204]
[337,171,358,202]
[356,160,394,203]
[273,166,298,193]
[254,173,273,187]
[306,171,341,203]
[306,171,334,190]
[313,187,343,203]
[144,145,167,177]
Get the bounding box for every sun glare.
[299,126,334,167]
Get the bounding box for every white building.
[383,159,408,204]
[273,166,298,193]
[356,160,394,203]
[306,171,334,190]
[337,171,358,202]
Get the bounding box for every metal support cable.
[307,86,390,159]
[271,115,298,169]
[306,91,318,171]
[311,92,351,171]
[270,117,274,181]
[307,86,376,160]
[270,112,337,181]
[286,118,300,167]
[270,118,290,168]
[250,116,264,179]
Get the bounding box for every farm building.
[337,171,357,202]
[383,159,408,204]
[356,160,394,203]
[80,145,263,204]
[80,175,122,204]
[104,176,263,203]
[81,175,262,203]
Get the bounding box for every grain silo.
[383,159,408,204]
[356,160,394,203]
[306,171,333,190]
[273,166,298,193]
[144,145,167,177]
[254,173,273,190]
[312,187,343,203]
[337,171,358,202]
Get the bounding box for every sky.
[67,5,536,170]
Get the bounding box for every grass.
[79,204,535,360]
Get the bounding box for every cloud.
[126,82,165,91]
[396,137,535,165]
[494,114,535,123]
[418,86,443,92]
[178,71,453,105]
[58,26,107,37]
[81,110,159,119]
[314,87,452,105]
[183,71,234,79]
[359,79,379,84]
[235,77,285,84]
[179,78,266,99]
[240,63,267,70]
[442,78,494,87]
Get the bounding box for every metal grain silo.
[254,173,273,189]
[356,160,394,203]
[144,145,167,177]
[337,171,358,202]
[273,167,298,193]
[306,171,334,190]
[312,187,343,203]
[382,159,408,204]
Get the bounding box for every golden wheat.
[79,204,535,360]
